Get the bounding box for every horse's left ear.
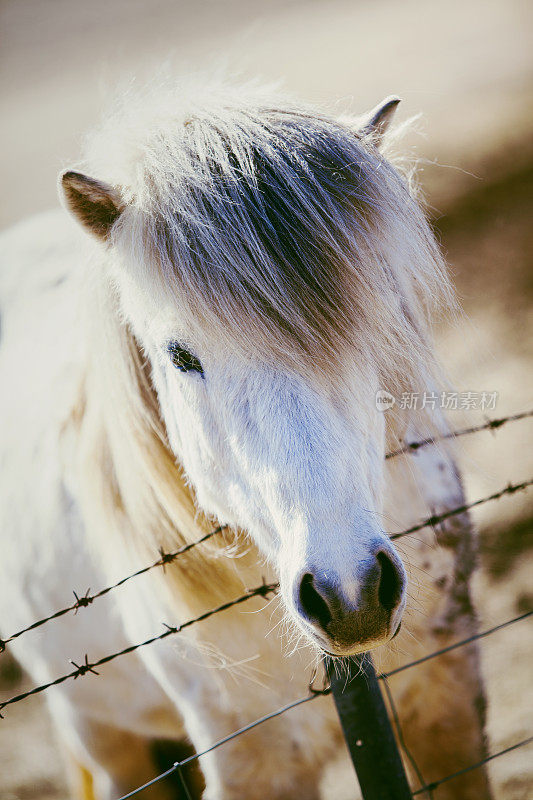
[361,96,401,141]
[59,170,124,241]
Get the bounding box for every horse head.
[60,85,449,656]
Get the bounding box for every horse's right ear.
[361,96,401,141]
[59,171,124,241]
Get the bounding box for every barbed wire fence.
[1,408,532,799]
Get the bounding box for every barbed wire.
[0,406,529,654]
[1,577,530,724]
[1,409,530,795]
[0,525,227,653]
[0,581,278,717]
[1,476,531,657]
[112,609,532,800]
[390,478,532,541]
[385,408,533,459]
[117,725,533,800]
[1,488,530,798]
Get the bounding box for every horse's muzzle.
[294,546,407,656]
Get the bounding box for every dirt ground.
[0,1,532,798]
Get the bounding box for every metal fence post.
[326,652,412,800]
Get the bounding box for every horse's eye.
[167,343,204,376]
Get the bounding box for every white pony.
[0,79,490,799]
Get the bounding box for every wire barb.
[157,547,177,572]
[73,589,93,614]
[161,622,180,635]
[69,654,99,679]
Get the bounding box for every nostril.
[299,573,332,631]
[377,552,404,611]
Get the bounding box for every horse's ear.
[59,170,124,241]
[361,96,401,141]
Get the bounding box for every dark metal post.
[326,653,412,800]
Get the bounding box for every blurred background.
[0,1,532,798]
